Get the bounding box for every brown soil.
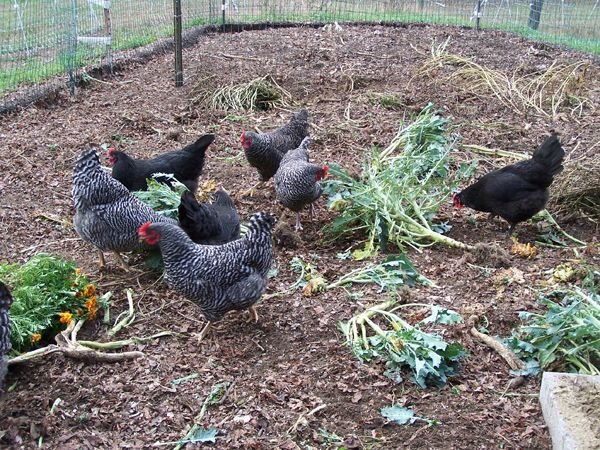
[1,23,600,449]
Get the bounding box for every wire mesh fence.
[1,0,599,106]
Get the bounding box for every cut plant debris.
[192,75,292,111]
[323,103,477,256]
[132,174,188,219]
[381,405,439,426]
[507,275,600,376]
[290,254,434,297]
[0,254,108,353]
[339,299,466,388]
[419,53,591,118]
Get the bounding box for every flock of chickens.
[0,107,565,387]
[73,108,318,341]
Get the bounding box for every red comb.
[138,221,152,237]
[323,165,329,178]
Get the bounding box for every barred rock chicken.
[178,188,241,245]
[453,134,565,235]
[73,148,178,270]
[275,137,328,231]
[108,134,215,192]
[138,212,275,341]
[240,109,310,196]
[0,281,12,389]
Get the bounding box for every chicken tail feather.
[532,134,565,176]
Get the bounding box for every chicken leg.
[97,250,106,269]
[196,321,212,343]
[247,306,259,323]
[112,251,130,272]
[294,212,303,231]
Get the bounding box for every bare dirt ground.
[1,23,599,449]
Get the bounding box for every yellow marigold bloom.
[83,284,96,297]
[75,268,82,275]
[59,311,73,325]
[31,333,42,343]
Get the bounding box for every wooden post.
[173,0,183,87]
[475,0,482,30]
[103,2,112,72]
[78,1,112,71]
[222,0,226,26]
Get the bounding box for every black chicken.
[453,134,565,235]
[108,134,215,192]
[0,281,12,389]
[240,109,310,196]
[178,188,241,245]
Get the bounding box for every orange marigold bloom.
[31,333,42,343]
[85,296,98,320]
[59,311,73,325]
[83,284,96,297]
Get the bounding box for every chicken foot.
[247,306,259,323]
[97,250,106,268]
[294,212,303,232]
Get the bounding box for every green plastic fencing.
[1,0,599,103]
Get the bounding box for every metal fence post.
[173,0,183,87]
[67,0,78,95]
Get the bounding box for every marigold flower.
[75,268,82,276]
[83,284,96,297]
[85,296,98,320]
[59,311,73,325]
[31,333,42,343]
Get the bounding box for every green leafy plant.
[507,280,600,376]
[132,174,188,219]
[339,299,466,388]
[323,103,477,256]
[0,254,106,352]
[168,382,229,450]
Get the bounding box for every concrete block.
[540,372,600,450]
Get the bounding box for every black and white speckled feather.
[72,148,177,253]
[143,212,275,322]
[0,281,12,388]
[242,109,310,181]
[275,137,325,213]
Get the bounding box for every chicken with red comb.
[138,212,275,341]
[241,109,310,196]
[274,137,328,231]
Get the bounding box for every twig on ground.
[469,316,525,371]
[287,404,327,434]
